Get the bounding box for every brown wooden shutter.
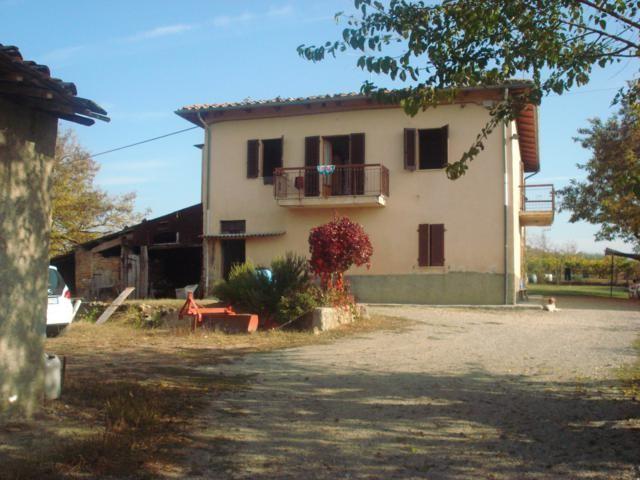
[304,136,320,197]
[247,139,259,178]
[429,224,445,266]
[305,136,320,167]
[418,224,429,266]
[350,133,365,195]
[404,128,416,171]
[438,125,449,168]
[350,133,365,164]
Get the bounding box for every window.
[418,224,445,267]
[419,127,448,169]
[404,126,449,170]
[246,138,283,184]
[220,220,246,234]
[323,135,350,165]
[262,138,283,184]
[304,133,365,196]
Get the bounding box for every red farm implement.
[178,292,259,333]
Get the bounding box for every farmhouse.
[176,85,554,305]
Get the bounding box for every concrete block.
[301,306,355,332]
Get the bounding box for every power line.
[91,126,199,158]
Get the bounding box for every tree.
[308,216,373,291]
[559,96,640,249]
[298,0,640,178]
[50,131,146,256]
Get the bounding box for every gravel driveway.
[187,297,640,479]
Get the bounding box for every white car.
[47,266,79,336]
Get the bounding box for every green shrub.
[277,287,321,325]
[213,253,319,325]
[77,302,104,323]
[213,261,275,321]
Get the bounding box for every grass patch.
[528,283,629,299]
[1,306,408,479]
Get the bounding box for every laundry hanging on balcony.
[317,165,335,175]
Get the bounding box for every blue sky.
[3,0,638,253]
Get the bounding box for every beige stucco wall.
[0,97,57,418]
[509,121,524,299]
[203,103,524,303]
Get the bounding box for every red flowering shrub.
[308,216,373,292]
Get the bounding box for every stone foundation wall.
[348,272,512,305]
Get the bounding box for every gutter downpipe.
[503,88,510,305]
[197,112,212,295]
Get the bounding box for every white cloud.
[125,23,196,42]
[98,176,152,186]
[209,6,291,29]
[267,5,293,17]
[211,12,255,28]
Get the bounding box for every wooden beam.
[95,287,135,325]
[0,83,54,99]
[56,112,95,126]
[90,236,122,254]
[140,246,149,299]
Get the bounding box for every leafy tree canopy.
[50,131,146,257]
[298,0,639,178]
[559,96,640,249]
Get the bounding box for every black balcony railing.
[521,184,555,212]
[274,164,390,201]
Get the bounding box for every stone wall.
[0,97,57,418]
[300,306,357,332]
[348,272,509,305]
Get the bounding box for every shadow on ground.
[190,360,640,479]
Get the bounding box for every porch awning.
[207,231,286,239]
[604,248,640,261]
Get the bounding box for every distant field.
[528,283,629,299]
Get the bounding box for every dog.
[543,297,557,312]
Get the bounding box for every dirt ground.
[0,306,407,479]
[186,296,640,479]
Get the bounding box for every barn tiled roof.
[0,43,109,125]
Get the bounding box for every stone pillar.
[0,98,57,418]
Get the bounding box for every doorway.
[324,136,350,195]
[221,240,246,280]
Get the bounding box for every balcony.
[520,184,555,226]
[274,164,389,208]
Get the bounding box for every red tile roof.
[176,84,539,172]
[0,43,109,125]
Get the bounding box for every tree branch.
[575,0,640,31]
[559,18,640,49]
